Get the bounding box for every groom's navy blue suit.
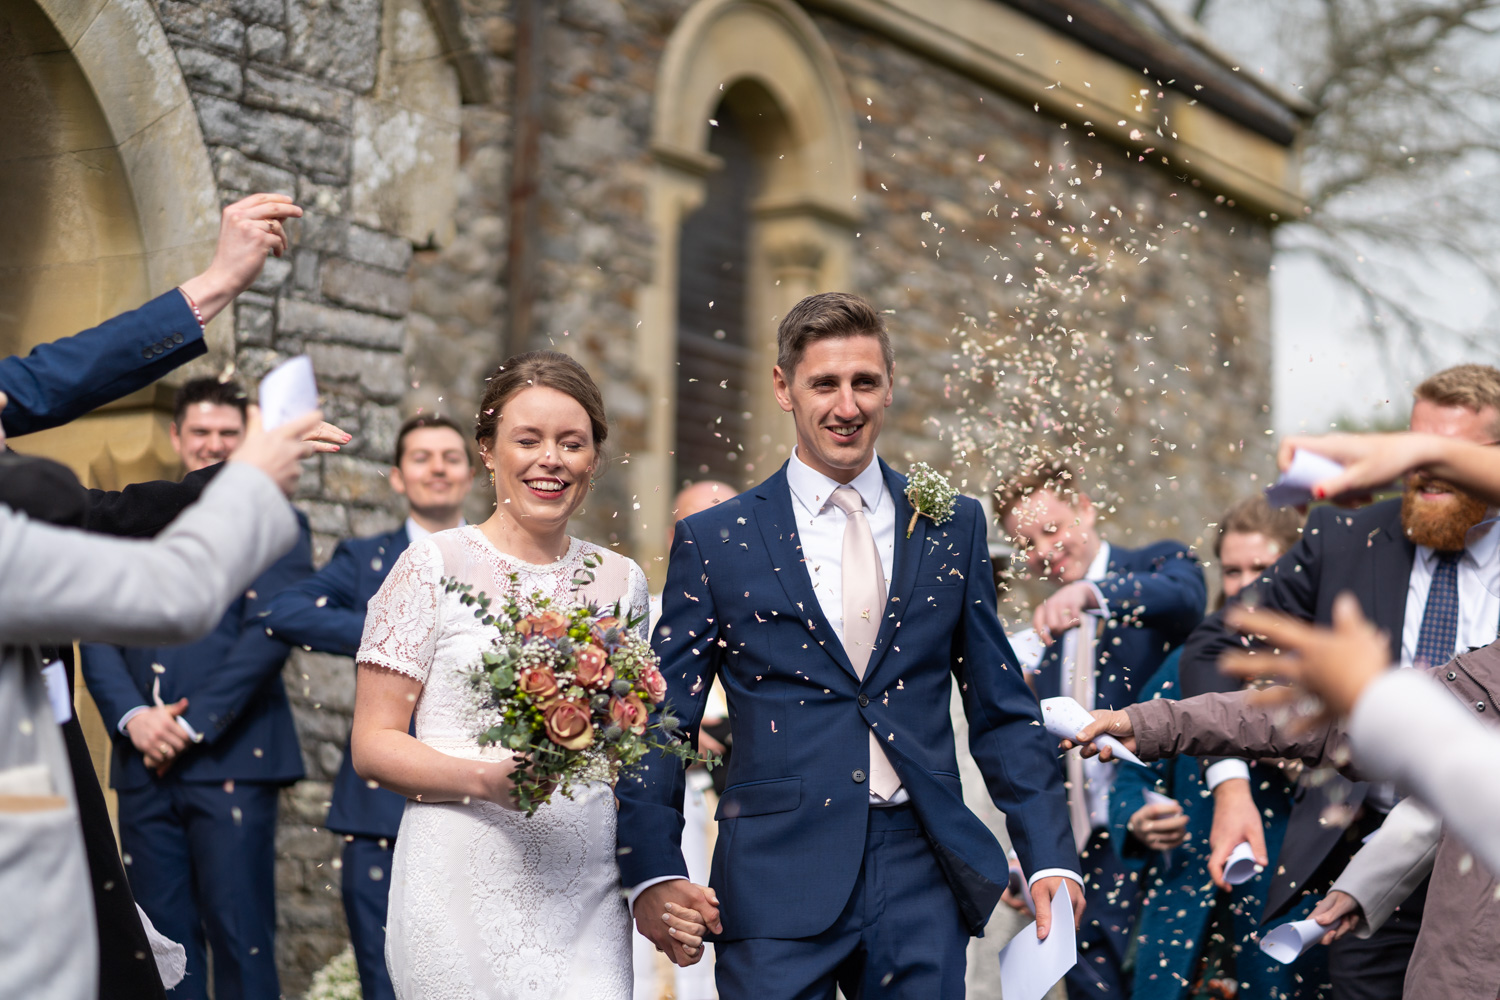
[617,460,1079,996]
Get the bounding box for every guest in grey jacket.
[0,406,322,1000]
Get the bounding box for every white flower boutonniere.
[903,462,957,538]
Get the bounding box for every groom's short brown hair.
[776,292,892,376]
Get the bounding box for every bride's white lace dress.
[357,525,647,1000]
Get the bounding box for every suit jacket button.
[141,348,153,359]
[858,694,870,707]
[852,769,866,783]
[173,332,184,344]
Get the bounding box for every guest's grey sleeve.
[0,462,298,646]
[1125,688,1344,768]
[1330,796,1441,937]
[1349,669,1500,877]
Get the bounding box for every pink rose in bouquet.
[517,665,560,706]
[543,698,594,750]
[517,610,569,640]
[574,644,615,690]
[610,693,649,736]
[641,665,668,703]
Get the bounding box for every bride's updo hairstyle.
[474,350,609,453]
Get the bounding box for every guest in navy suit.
[0,192,301,439]
[999,463,1205,1000]
[618,293,1083,998]
[263,414,474,1000]
[82,378,312,1000]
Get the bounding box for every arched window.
[673,99,758,488]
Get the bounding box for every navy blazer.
[81,514,312,791]
[1033,539,1206,711]
[616,460,1079,941]
[0,291,205,437]
[262,526,411,838]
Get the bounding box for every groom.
[618,292,1083,996]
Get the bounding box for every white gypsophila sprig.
[904,462,958,538]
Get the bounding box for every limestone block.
[251,255,292,294]
[288,649,357,714]
[293,250,320,291]
[279,296,405,349]
[349,505,403,538]
[298,499,351,537]
[284,0,381,92]
[358,401,402,463]
[349,95,459,247]
[195,94,350,180]
[229,0,286,26]
[212,145,297,194]
[292,208,350,253]
[173,44,243,99]
[246,24,287,64]
[307,341,406,400]
[236,299,274,347]
[245,66,352,124]
[321,257,411,317]
[155,0,245,51]
[347,224,414,272]
[321,453,398,505]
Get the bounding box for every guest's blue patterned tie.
[1413,551,1461,670]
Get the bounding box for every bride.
[350,351,708,999]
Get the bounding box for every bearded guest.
[1176,363,1500,1000]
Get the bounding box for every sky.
[1153,0,1500,433]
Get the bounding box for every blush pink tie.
[830,486,901,801]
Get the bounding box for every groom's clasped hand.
[633,880,721,966]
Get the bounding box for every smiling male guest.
[618,292,1082,998]
[1172,363,1500,1000]
[997,463,1205,1000]
[81,378,313,1000]
[262,414,473,1000]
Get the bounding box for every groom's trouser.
[1064,828,1138,1000]
[714,804,968,999]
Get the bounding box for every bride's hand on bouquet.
[474,757,554,811]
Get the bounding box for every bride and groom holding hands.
[350,290,1084,999]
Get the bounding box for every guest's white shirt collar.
[405,516,464,543]
[786,449,888,517]
[1085,540,1111,583]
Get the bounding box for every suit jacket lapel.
[1369,502,1416,662]
[751,467,858,681]
[863,460,924,679]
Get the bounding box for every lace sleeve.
[357,539,444,683]
[625,559,651,643]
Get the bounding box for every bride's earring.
[488,468,495,485]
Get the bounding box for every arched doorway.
[2,0,219,487]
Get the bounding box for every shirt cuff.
[1205,759,1252,790]
[118,706,149,734]
[1027,867,1084,890]
[176,716,204,743]
[1083,582,1109,618]
[627,875,687,916]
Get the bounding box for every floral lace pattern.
[359,526,646,1000]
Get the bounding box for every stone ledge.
[279,297,405,349]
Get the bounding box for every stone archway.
[635,0,863,578]
[5,0,219,485]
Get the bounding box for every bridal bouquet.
[444,562,709,815]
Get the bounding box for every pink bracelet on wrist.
[179,287,206,330]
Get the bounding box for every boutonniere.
[903,462,957,538]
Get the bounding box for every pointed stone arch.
[635,0,863,579]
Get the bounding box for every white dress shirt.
[786,449,905,805]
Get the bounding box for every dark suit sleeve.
[1179,508,1329,700]
[262,539,369,656]
[1095,542,1206,633]
[85,465,221,538]
[178,518,312,744]
[0,291,206,437]
[954,507,1080,880]
[615,518,719,888]
[80,643,151,736]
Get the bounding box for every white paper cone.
[1223,840,1262,885]
[1260,917,1327,964]
[1264,449,1345,508]
[258,355,319,429]
[1040,696,1145,766]
[1142,789,1177,867]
